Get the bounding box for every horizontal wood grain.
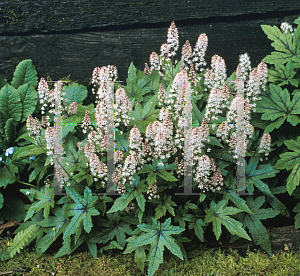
[0,18,284,86]
[0,0,299,34]
[0,0,299,87]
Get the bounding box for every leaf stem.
[2,162,37,188]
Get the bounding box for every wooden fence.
[0,0,300,87]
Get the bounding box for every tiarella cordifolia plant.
[76,36,271,199]
[2,21,289,276]
[16,77,92,188]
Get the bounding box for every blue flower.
[26,191,30,196]
[29,156,36,161]
[0,157,2,162]
[5,147,14,157]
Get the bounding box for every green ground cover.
[0,235,300,276]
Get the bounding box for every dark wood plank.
[0,18,292,86]
[0,0,300,34]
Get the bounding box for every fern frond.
[8,224,38,259]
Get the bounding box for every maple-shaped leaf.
[261,24,300,65]
[106,192,135,214]
[63,186,100,241]
[267,61,299,87]
[174,205,197,229]
[204,200,252,241]
[245,154,280,198]
[107,173,147,214]
[228,196,280,256]
[188,218,206,242]
[266,183,290,218]
[123,217,184,276]
[274,136,300,195]
[154,194,177,220]
[24,186,55,222]
[89,212,133,248]
[123,228,149,273]
[35,204,70,258]
[139,162,179,187]
[223,190,254,215]
[255,84,300,135]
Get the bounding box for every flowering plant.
[1,21,290,276]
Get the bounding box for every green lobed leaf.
[63,186,100,240]
[238,196,280,256]
[35,205,69,258]
[106,193,135,214]
[204,200,251,241]
[133,190,146,212]
[24,186,55,222]
[274,136,300,195]
[8,224,39,259]
[124,217,184,276]
[188,218,206,242]
[155,195,177,220]
[267,62,297,86]
[261,25,297,65]
[224,190,254,214]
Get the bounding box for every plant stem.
[3,163,37,188]
[34,135,82,188]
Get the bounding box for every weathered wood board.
[0,1,300,86]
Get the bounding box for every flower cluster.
[211,52,270,161]
[26,115,42,141]
[0,147,15,162]
[91,65,118,101]
[77,67,137,190]
[67,101,78,116]
[236,53,252,82]
[5,147,14,156]
[83,62,227,194]
[195,155,224,193]
[147,181,160,199]
[166,21,179,60]
[181,40,193,71]
[280,22,296,35]
[37,78,57,115]
[258,133,272,161]
[204,55,227,90]
[147,21,208,80]
[192,33,208,72]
